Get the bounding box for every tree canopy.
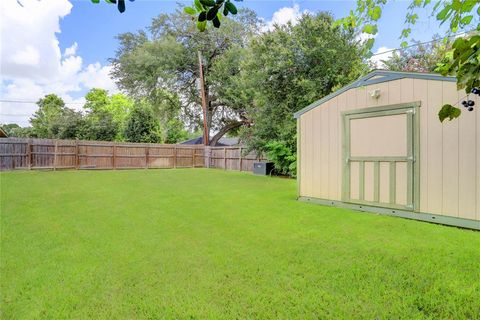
[30,94,68,138]
[111,8,262,146]
[381,38,452,73]
[237,12,368,175]
[123,101,163,143]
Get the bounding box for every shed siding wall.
[299,78,479,221]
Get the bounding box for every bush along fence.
[0,138,266,172]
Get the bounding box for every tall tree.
[238,13,368,174]
[50,108,85,140]
[82,88,134,141]
[30,94,67,138]
[111,8,262,146]
[164,119,190,144]
[84,88,133,125]
[81,110,118,141]
[123,102,163,143]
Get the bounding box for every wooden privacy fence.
[0,138,266,172]
[207,147,267,171]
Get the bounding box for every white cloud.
[263,4,310,32]
[0,0,118,127]
[78,63,117,93]
[11,45,40,66]
[64,42,78,57]
[370,46,394,69]
[356,32,377,43]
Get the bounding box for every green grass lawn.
[1,169,479,319]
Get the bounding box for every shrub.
[265,140,296,177]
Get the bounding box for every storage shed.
[294,70,480,230]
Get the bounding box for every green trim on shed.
[296,118,301,198]
[298,196,480,231]
[341,102,420,211]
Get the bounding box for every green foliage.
[81,110,119,141]
[50,108,85,140]
[123,102,163,143]
[84,88,133,125]
[438,103,462,122]
[337,0,480,121]
[22,90,165,143]
[1,123,20,136]
[2,169,480,318]
[111,8,261,145]
[83,89,134,140]
[91,0,129,13]
[30,94,67,138]
[436,34,480,93]
[265,141,297,177]
[239,13,367,166]
[183,0,241,30]
[164,118,190,144]
[0,124,33,138]
[26,91,136,141]
[382,37,452,72]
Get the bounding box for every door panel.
[350,114,408,157]
[395,162,408,206]
[350,161,360,199]
[379,162,390,203]
[364,162,375,202]
[343,104,419,211]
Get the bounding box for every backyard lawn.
[1,169,479,319]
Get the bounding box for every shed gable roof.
[293,70,456,119]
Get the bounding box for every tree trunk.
[209,121,243,146]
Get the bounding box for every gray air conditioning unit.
[253,162,274,175]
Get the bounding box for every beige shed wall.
[299,78,479,221]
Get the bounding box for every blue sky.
[1,0,450,126]
[58,0,446,67]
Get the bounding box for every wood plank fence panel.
[208,147,267,171]
[0,138,267,172]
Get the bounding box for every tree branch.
[209,120,244,146]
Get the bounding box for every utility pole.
[197,51,209,146]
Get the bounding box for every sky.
[0,0,450,126]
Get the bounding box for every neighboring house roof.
[293,70,456,119]
[0,128,8,138]
[179,136,241,147]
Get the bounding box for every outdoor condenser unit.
[253,162,274,175]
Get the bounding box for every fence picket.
[0,138,267,172]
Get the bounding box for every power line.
[370,29,476,57]
[0,113,32,116]
[0,99,85,104]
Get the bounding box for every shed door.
[342,104,419,211]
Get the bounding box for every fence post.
[224,148,227,170]
[239,147,242,172]
[27,139,32,170]
[192,148,195,168]
[204,146,210,168]
[173,146,177,168]
[75,139,79,170]
[11,140,15,170]
[53,140,58,171]
[145,145,149,169]
[112,142,116,169]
